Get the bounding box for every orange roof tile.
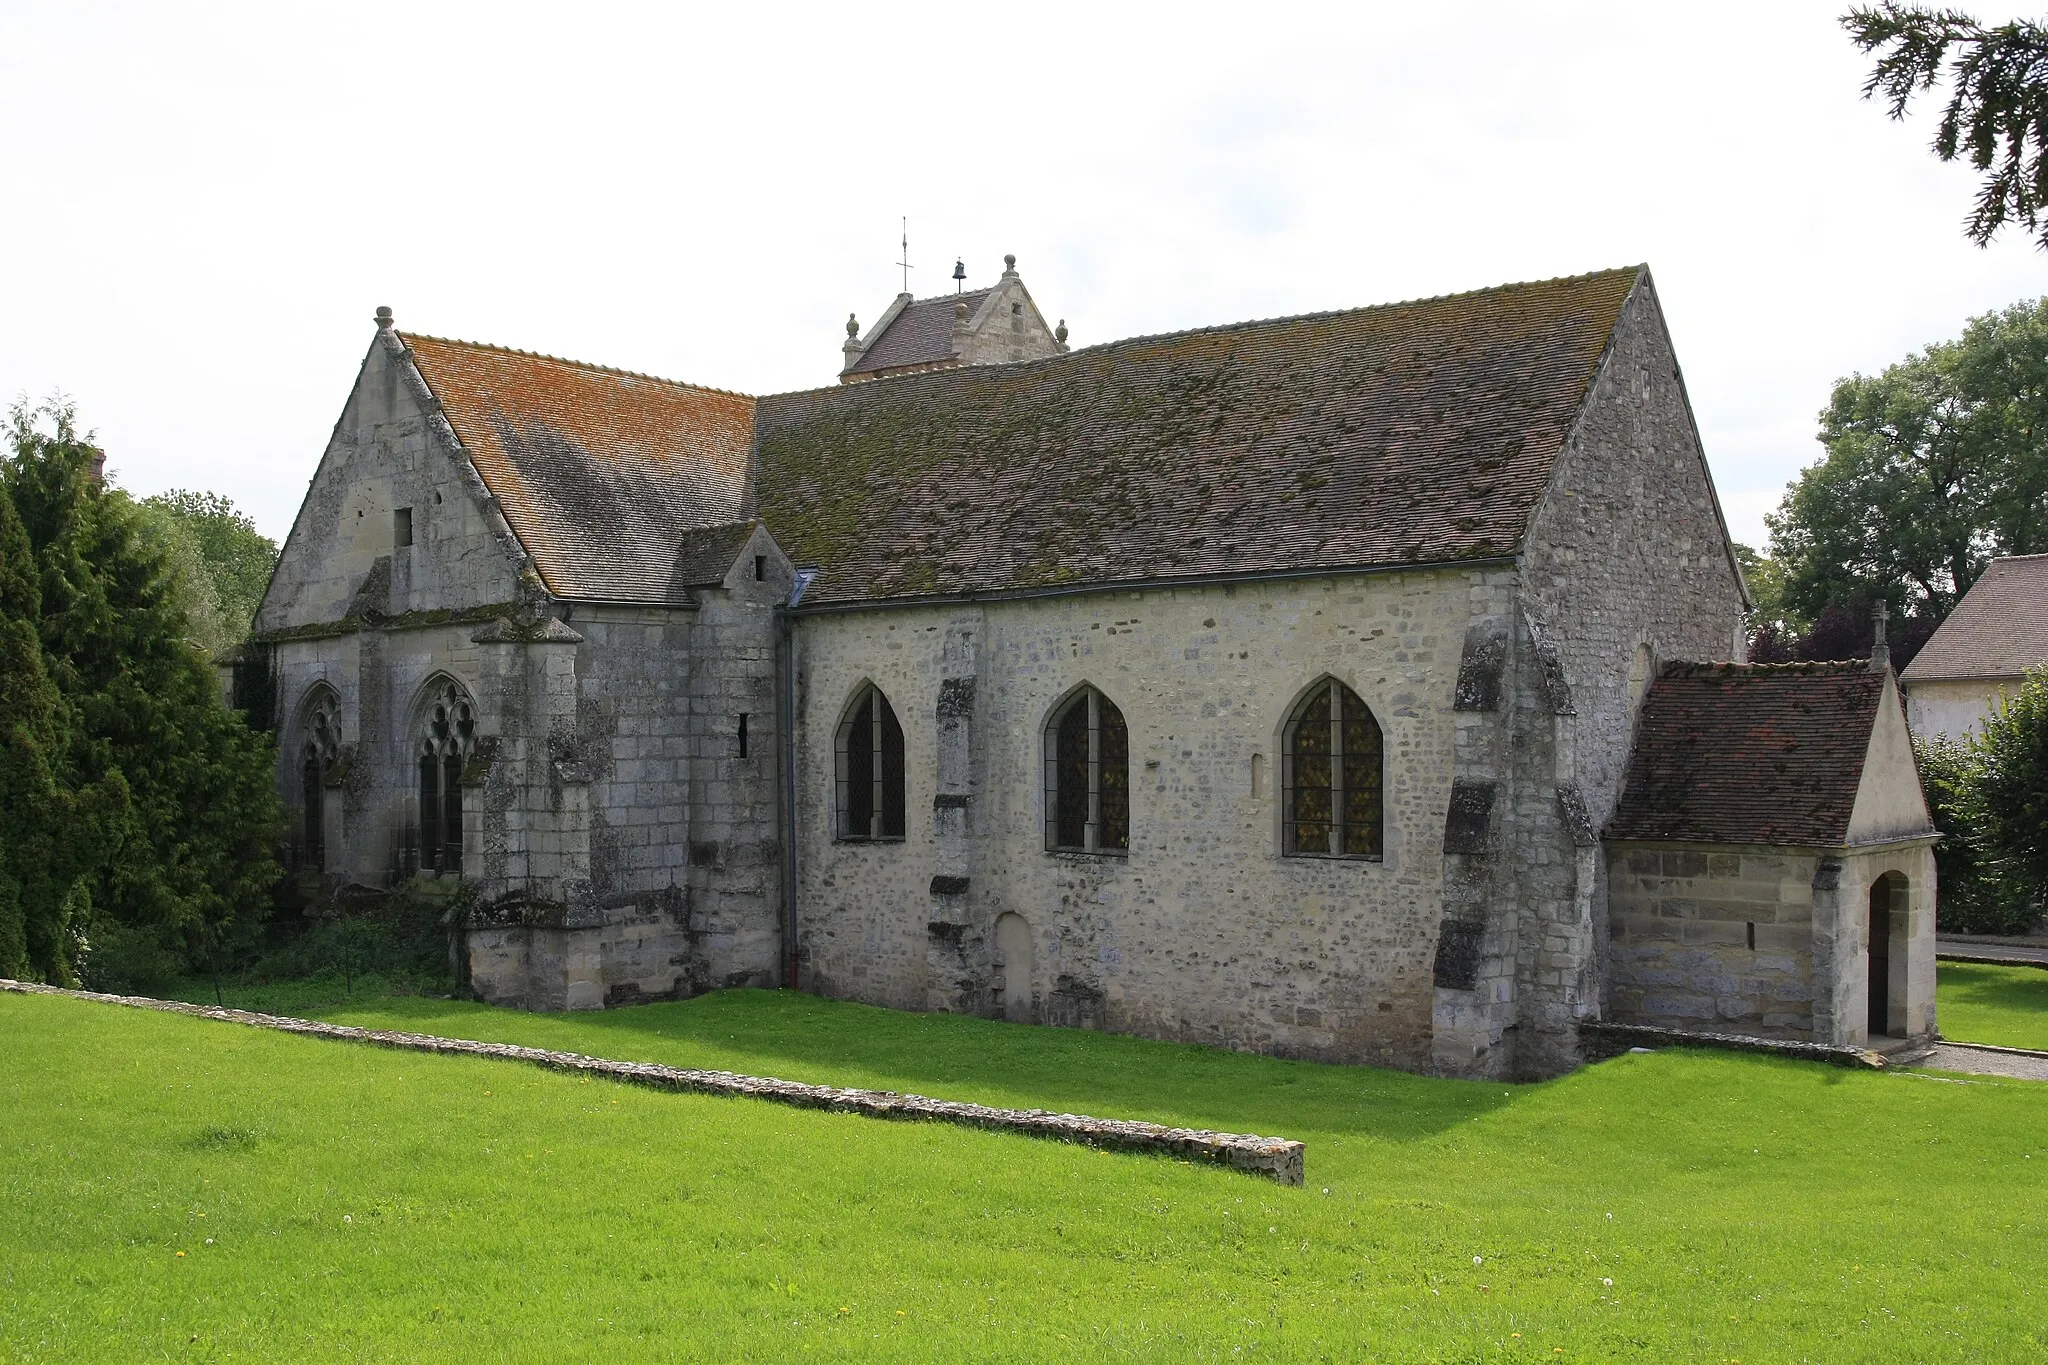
[402,334,755,603]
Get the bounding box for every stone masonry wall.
[258,332,526,633]
[1606,844,1823,1037]
[1509,276,1751,1073]
[792,567,1493,1072]
[1607,838,1938,1045]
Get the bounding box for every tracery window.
[835,683,906,841]
[1283,678,1384,859]
[416,679,475,874]
[1044,686,1129,854]
[298,687,340,871]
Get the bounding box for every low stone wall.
[0,981,1305,1184]
[1580,1020,1886,1069]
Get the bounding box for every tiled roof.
[402,335,754,604]
[671,520,760,587]
[844,289,993,376]
[1607,661,1888,846]
[1900,553,2048,682]
[757,268,1643,607]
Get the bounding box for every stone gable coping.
[1,981,1306,1184]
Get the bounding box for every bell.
[952,259,967,283]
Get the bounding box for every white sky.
[2,1,2041,549]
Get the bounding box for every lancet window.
[416,679,475,875]
[836,683,906,840]
[298,687,340,871]
[1044,686,1129,854]
[1283,678,1384,858]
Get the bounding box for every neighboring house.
[245,259,1935,1079]
[1606,658,1936,1046]
[1900,553,2048,740]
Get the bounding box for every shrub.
[1914,734,2015,932]
[1973,669,2048,929]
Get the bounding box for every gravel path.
[1912,1043,2048,1081]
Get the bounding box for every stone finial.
[1055,319,1069,345]
[845,313,860,339]
[1870,599,1891,674]
[375,305,394,330]
[954,299,970,327]
[1002,254,1019,278]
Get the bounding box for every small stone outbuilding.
[1605,657,1938,1047]
[1901,553,2048,740]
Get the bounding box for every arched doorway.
[993,912,1033,1023]
[1868,872,1907,1037]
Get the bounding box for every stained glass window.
[1284,679,1383,858]
[1045,686,1130,854]
[836,684,906,840]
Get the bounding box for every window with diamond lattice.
[415,680,475,874]
[298,688,340,870]
[835,684,906,841]
[1044,686,1129,854]
[1283,679,1383,858]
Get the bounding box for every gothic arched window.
[1044,686,1129,854]
[416,678,476,874]
[298,686,340,871]
[1283,678,1384,859]
[836,683,906,841]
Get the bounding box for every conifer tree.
[4,401,281,985]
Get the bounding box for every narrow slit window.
[1044,686,1129,854]
[1282,679,1383,859]
[754,555,766,582]
[835,684,905,840]
[738,713,749,759]
[394,507,413,547]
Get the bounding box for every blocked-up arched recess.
[835,682,906,841]
[412,676,476,875]
[1043,684,1129,854]
[1282,677,1384,859]
[294,684,341,871]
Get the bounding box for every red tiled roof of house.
[402,335,755,603]
[1607,661,1889,846]
[757,267,1644,606]
[1900,553,2048,682]
[844,289,994,376]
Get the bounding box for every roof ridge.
[903,286,996,308]
[764,264,1644,399]
[399,332,755,402]
[1662,659,1876,676]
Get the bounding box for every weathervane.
[897,217,913,294]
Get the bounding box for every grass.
[5,991,2048,1361]
[1937,961,2048,1051]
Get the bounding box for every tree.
[1766,297,2048,640]
[0,475,93,982]
[1846,5,2048,249]
[138,489,277,655]
[4,399,282,988]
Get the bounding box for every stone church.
[247,258,1938,1078]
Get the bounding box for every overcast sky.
[3,1,2042,549]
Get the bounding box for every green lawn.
[5,991,2046,1362]
[1937,960,2048,1050]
